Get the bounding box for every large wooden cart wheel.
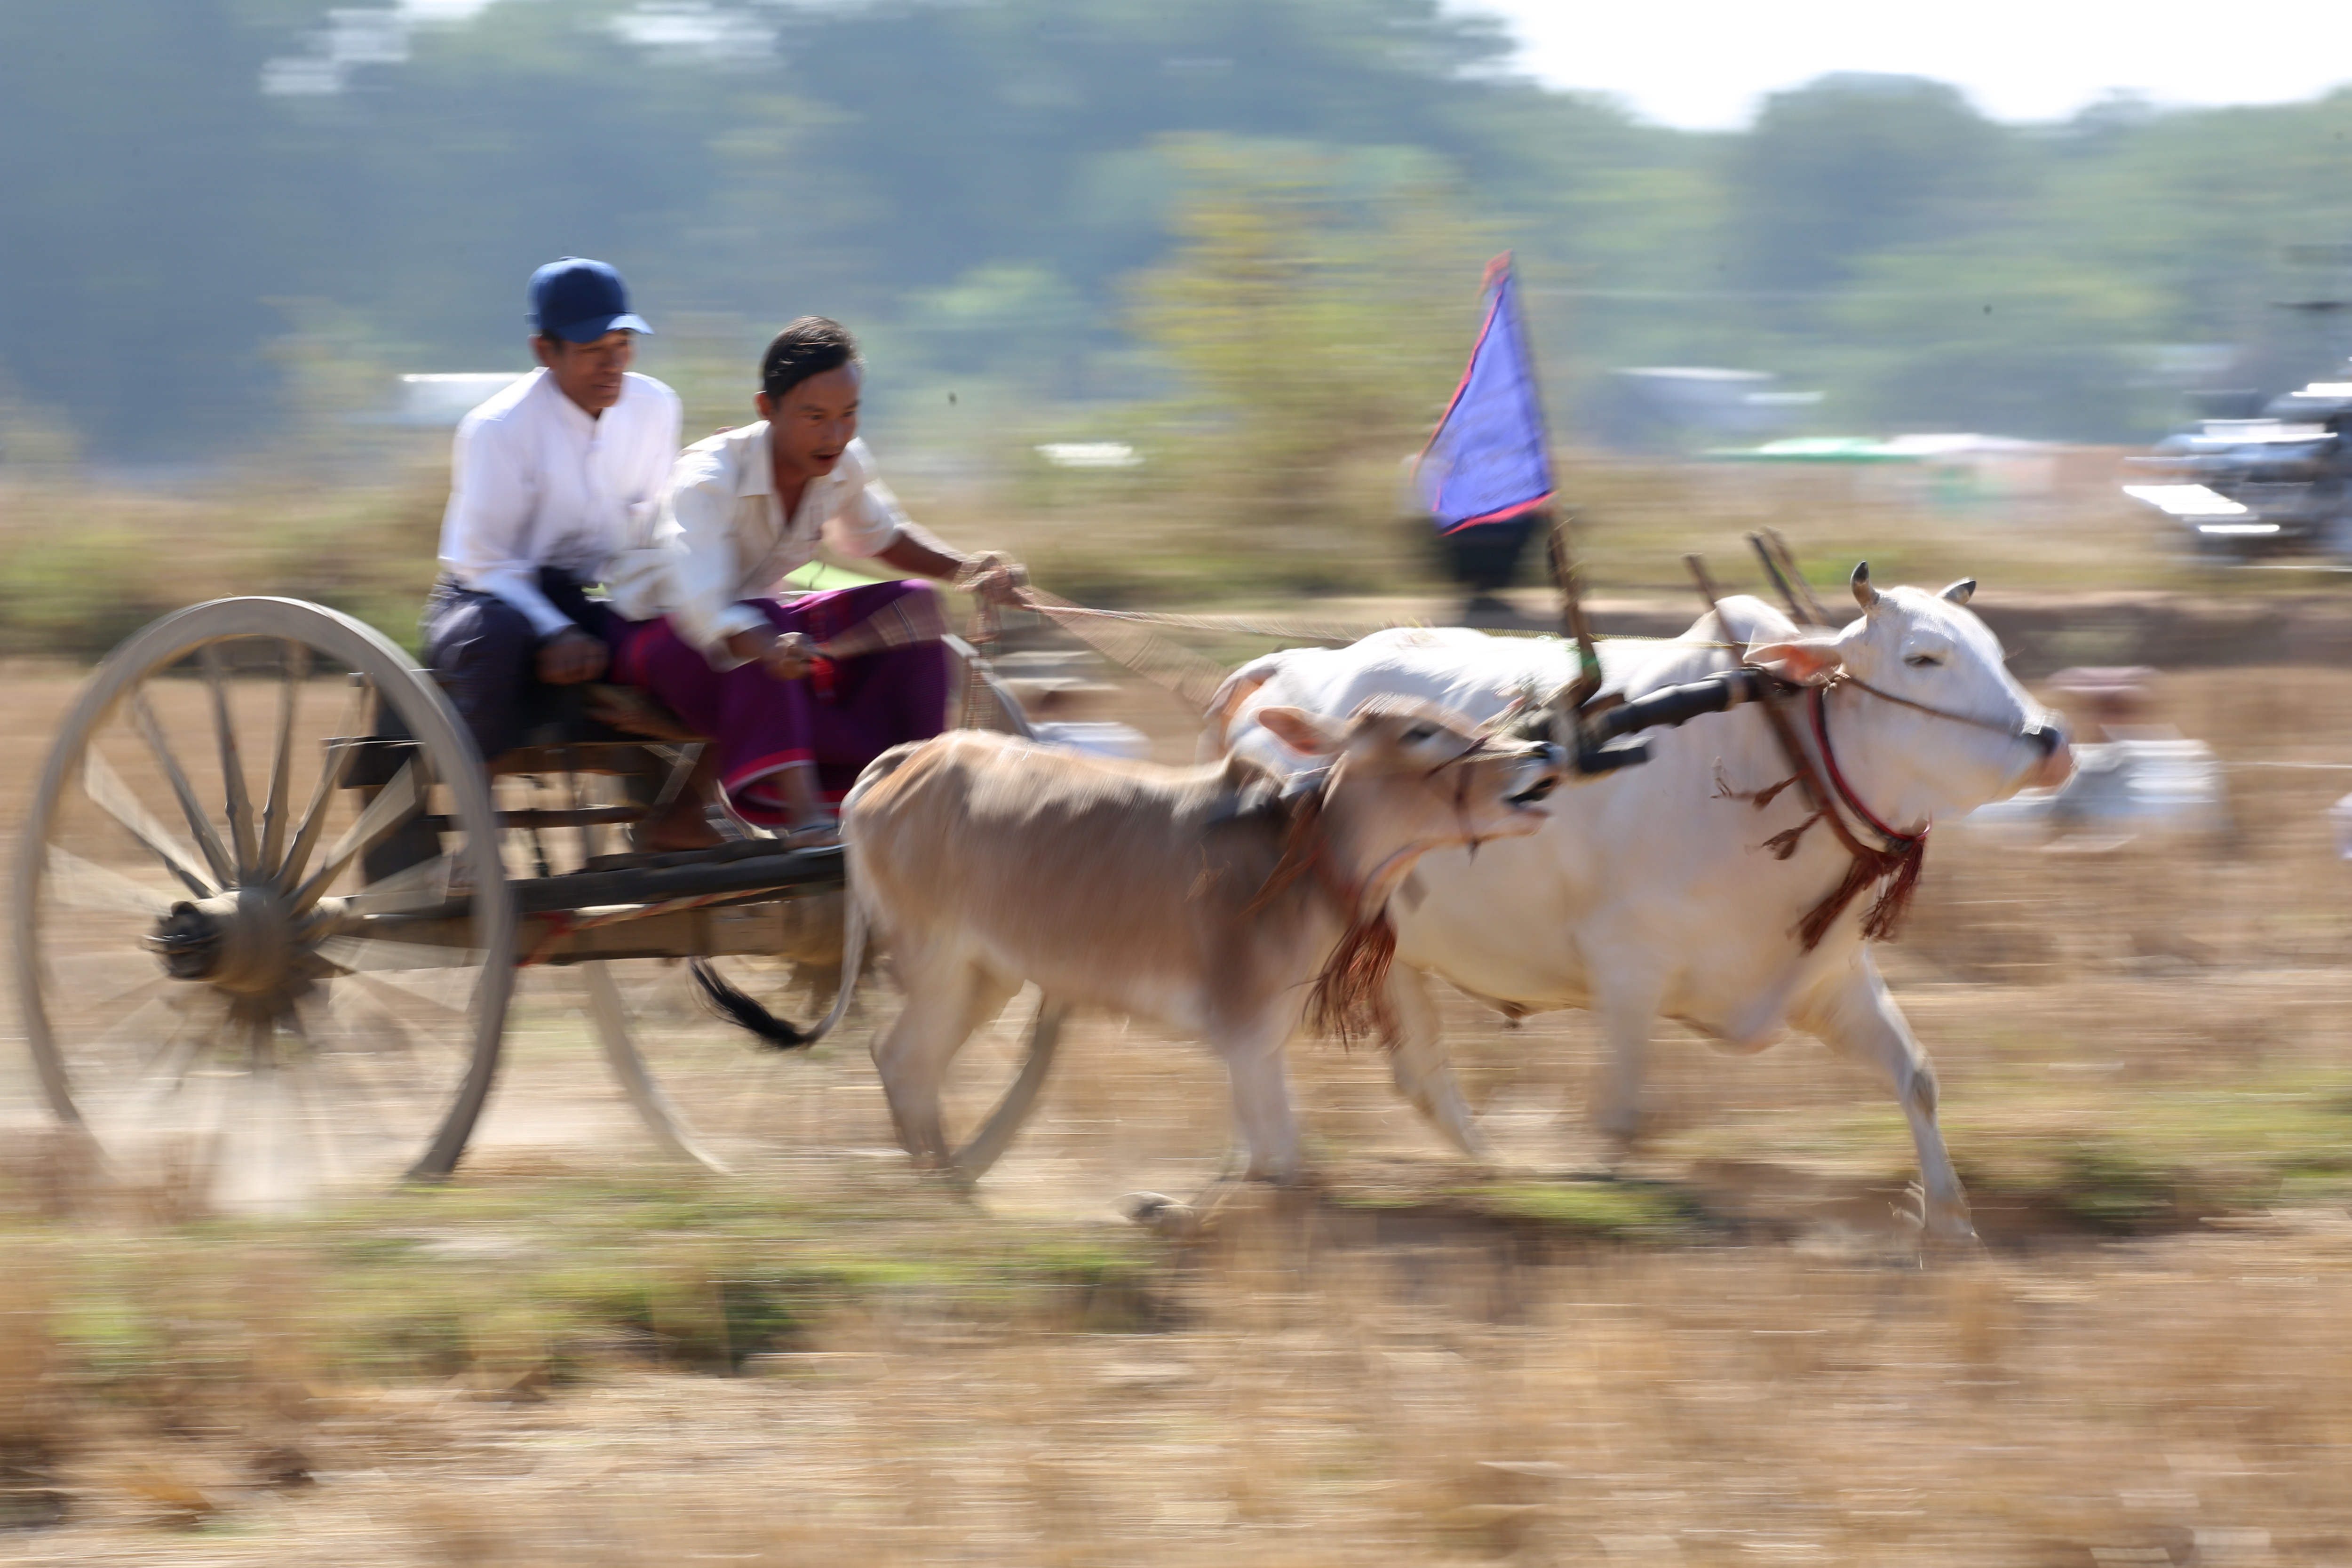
[580,633,1064,1177]
[11,598,515,1208]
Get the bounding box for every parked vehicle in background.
[2124,377,2352,563]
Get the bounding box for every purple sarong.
[616,580,952,822]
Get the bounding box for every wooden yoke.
[1686,548,1827,824]
[1745,528,1833,629]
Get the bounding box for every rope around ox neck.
[1791,685,1928,950]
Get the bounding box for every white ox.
[1209,568,2072,1237]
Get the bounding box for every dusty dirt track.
[7,610,2352,1565]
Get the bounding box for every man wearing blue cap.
[421,257,683,761]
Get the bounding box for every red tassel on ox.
[1860,837,1927,942]
[1309,914,1399,1046]
[1794,836,1927,952]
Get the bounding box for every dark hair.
[761,317,858,402]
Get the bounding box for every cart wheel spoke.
[342,853,458,916]
[293,759,421,911]
[43,844,175,917]
[275,677,366,892]
[200,643,259,877]
[79,748,215,898]
[257,640,310,873]
[125,689,238,888]
[43,955,174,1017]
[114,998,233,1123]
[314,993,452,1087]
[279,1001,423,1182]
[314,930,482,979]
[318,942,485,1026]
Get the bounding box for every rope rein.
[1829,672,2037,737]
[1006,584,1731,713]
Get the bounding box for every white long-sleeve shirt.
[437,367,683,638]
[654,424,906,667]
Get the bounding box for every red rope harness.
[1810,685,1925,853]
[1789,685,1929,949]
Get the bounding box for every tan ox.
[841,708,1565,1186]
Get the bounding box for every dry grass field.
[5,646,2352,1566]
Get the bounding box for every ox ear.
[1940,578,1977,605]
[1744,637,1843,685]
[1253,705,1347,757]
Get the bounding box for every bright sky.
[1463,0,2352,127]
[389,0,2350,127]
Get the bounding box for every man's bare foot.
[640,797,724,853]
[643,825,724,853]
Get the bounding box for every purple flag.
[1415,254,1554,533]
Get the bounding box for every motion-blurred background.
[8,0,2352,642]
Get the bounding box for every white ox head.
[1748,564,2072,829]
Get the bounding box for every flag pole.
[1489,254,1596,700]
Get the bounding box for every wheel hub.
[144,888,307,996]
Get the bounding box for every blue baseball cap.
[527,257,652,343]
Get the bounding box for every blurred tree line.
[4,0,2352,471]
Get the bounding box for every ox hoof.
[1117,1192,1200,1238]
[1903,1183,1978,1245]
[909,1159,979,1197]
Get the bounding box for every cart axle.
[143,888,320,996]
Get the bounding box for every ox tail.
[691,868,872,1051]
[693,745,914,1053]
[689,958,807,1051]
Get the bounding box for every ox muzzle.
[1503,741,1567,807]
[2022,718,2073,790]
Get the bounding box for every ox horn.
[1851,561,1880,609]
[1940,578,1977,605]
